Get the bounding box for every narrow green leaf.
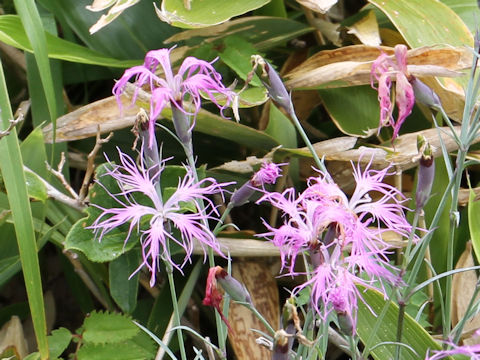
[109,251,140,313]
[357,288,445,360]
[0,59,48,358]
[468,188,480,263]
[0,15,141,68]
[13,0,56,127]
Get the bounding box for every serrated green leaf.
[468,188,480,264]
[83,311,139,344]
[160,0,269,28]
[0,15,141,68]
[110,251,140,313]
[48,327,72,359]
[77,341,153,360]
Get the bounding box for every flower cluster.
[113,48,236,146]
[371,44,415,140]
[257,160,412,331]
[89,148,230,286]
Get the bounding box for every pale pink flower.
[89,148,230,286]
[371,45,415,140]
[113,48,235,146]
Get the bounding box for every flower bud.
[215,267,252,304]
[411,77,442,109]
[230,162,283,207]
[251,55,294,114]
[415,135,435,210]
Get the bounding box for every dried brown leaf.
[229,260,279,359]
[451,242,480,335]
[346,10,380,47]
[296,0,338,14]
[0,316,28,358]
[285,45,470,89]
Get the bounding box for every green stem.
[171,107,228,358]
[165,259,187,360]
[394,301,406,360]
[287,109,328,175]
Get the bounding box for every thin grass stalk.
[0,59,49,359]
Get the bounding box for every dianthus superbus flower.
[113,48,236,147]
[257,160,413,332]
[89,148,230,286]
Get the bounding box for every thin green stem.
[287,109,328,175]
[165,259,187,360]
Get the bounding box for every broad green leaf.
[368,0,473,48]
[64,163,139,262]
[220,36,262,86]
[468,188,480,263]
[24,171,47,203]
[357,288,445,360]
[64,211,138,263]
[318,85,380,137]
[158,0,270,28]
[0,15,141,68]
[265,104,297,148]
[77,337,155,360]
[165,16,312,52]
[48,328,72,359]
[39,0,179,60]
[442,0,480,34]
[83,311,139,344]
[109,251,140,313]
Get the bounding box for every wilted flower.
[113,48,236,146]
[257,160,412,332]
[89,148,230,286]
[203,266,252,332]
[371,44,415,140]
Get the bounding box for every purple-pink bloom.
[371,44,415,140]
[89,148,230,286]
[257,160,413,331]
[113,48,236,146]
[251,162,283,187]
[426,341,480,360]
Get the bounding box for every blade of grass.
[13,0,57,137]
[0,60,49,358]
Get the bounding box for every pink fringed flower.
[113,48,236,146]
[89,148,230,286]
[426,340,480,360]
[257,160,412,332]
[371,45,415,140]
